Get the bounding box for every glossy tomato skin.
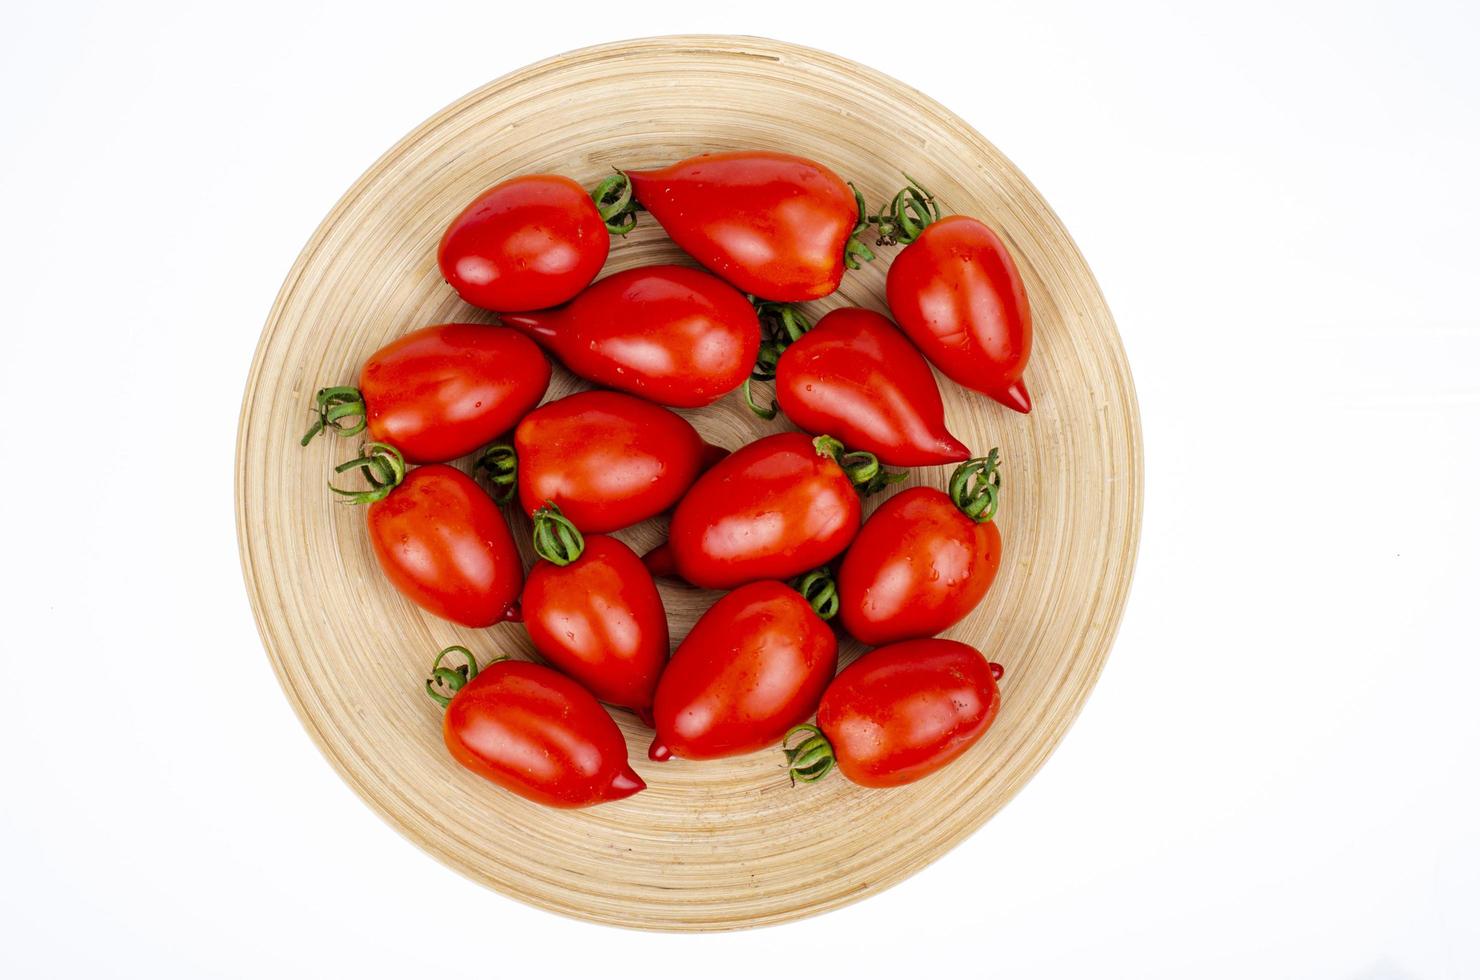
[438,174,608,312]
[818,639,1001,788]
[502,265,761,408]
[774,308,970,467]
[513,391,723,533]
[655,432,862,590]
[360,323,551,464]
[366,465,523,627]
[444,659,645,808]
[627,151,857,302]
[837,486,1001,645]
[521,535,668,718]
[886,215,1034,414]
[649,581,837,761]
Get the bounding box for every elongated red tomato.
[764,306,969,466]
[625,151,869,302]
[519,506,668,721]
[438,174,609,312]
[645,432,885,590]
[649,577,839,762]
[886,214,1034,413]
[500,265,760,408]
[478,390,725,533]
[837,453,1004,645]
[300,324,550,464]
[784,640,1003,788]
[426,647,645,808]
[334,445,523,627]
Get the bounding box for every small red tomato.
[886,213,1034,413]
[519,506,668,722]
[501,265,761,408]
[648,575,839,762]
[427,646,645,808]
[759,305,969,466]
[837,452,1004,645]
[645,432,892,591]
[784,640,1004,788]
[477,390,725,534]
[333,444,523,627]
[300,323,550,464]
[438,174,609,312]
[625,151,870,302]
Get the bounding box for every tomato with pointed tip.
[300,323,551,464]
[519,506,668,722]
[784,640,1003,788]
[644,432,885,591]
[886,214,1034,413]
[837,453,1004,645]
[501,265,760,408]
[334,444,523,628]
[625,151,869,302]
[428,647,646,808]
[481,390,725,533]
[438,174,610,312]
[765,306,970,466]
[648,577,838,762]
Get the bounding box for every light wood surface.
[235,35,1142,931]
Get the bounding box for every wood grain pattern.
[235,35,1142,931]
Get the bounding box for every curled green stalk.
[845,183,877,269]
[327,442,406,505]
[948,449,1002,523]
[870,174,941,246]
[300,385,367,446]
[424,645,480,708]
[744,301,814,419]
[590,171,642,236]
[794,568,839,621]
[782,724,836,785]
[531,502,585,566]
[812,435,905,496]
[474,442,518,504]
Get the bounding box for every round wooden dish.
[236,35,1141,931]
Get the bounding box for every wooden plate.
[236,35,1141,931]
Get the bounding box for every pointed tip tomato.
[627,151,859,302]
[885,215,1033,413]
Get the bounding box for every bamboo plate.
[236,35,1141,931]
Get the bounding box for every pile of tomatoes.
[301,151,1033,809]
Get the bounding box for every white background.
[2,1,1476,977]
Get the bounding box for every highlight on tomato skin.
[783,639,1004,789]
[427,648,646,809]
[437,173,611,313]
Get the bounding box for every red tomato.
[478,390,725,533]
[300,324,550,464]
[784,640,1004,788]
[519,506,668,722]
[762,306,970,466]
[427,647,645,808]
[837,452,1004,645]
[886,214,1034,413]
[625,151,871,302]
[501,265,761,408]
[438,174,609,312]
[645,432,890,591]
[332,445,523,627]
[649,577,839,762]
